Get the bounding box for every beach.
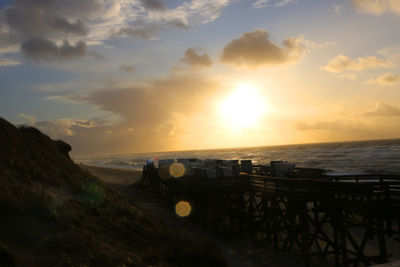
[82,165,142,189]
[76,139,400,175]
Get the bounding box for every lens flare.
[169,162,185,178]
[175,201,192,217]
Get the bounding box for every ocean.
[74,139,400,175]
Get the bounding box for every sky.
[1,0,400,155]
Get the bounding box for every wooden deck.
[141,165,400,267]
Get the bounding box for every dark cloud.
[4,4,88,38]
[12,0,105,20]
[221,29,305,68]
[21,38,89,60]
[0,0,110,61]
[168,18,189,29]
[0,0,234,61]
[362,102,400,117]
[120,65,136,73]
[181,48,212,68]
[47,16,88,36]
[5,6,46,37]
[140,0,166,10]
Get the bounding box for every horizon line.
[72,137,400,158]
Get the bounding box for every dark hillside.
[0,118,226,266]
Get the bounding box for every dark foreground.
[85,165,313,267]
[0,117,226,266]
[139,163,400,267]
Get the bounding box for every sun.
[219,83,267,129]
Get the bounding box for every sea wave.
[75,139,400,174]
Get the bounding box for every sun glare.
[219,83,267,129]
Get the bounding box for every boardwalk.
[142,165,400,267]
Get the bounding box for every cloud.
[80,74,216,126]
[111,25,159,40]
[362,102,400,117]
[377,45,400,69]
[295,120,346,131]
[35,119,77,137]
[28,116,120,154]
[253,0,297,8]
[322,54,395,73]
[0,0,234,60]
[87,50,104,60]
[21,38,91,60]
[366,72,400,86]
[119,65,136,73]
[18,113,36,126]
[294,115,400,142]
[20,115,104,137]
[0,0,104,60]
[274,0,298,7]
[253,0,271,8]
[17,114,98,140]
[145,9,189,29]
[140,0,166,10]
[62,73,219,153]
[338,73,357,80]
[183,0,231,24]
[0,33,20,54]
[140,0,231,28]
[4,4,89,38]
[334,5,342,14]
[221,29,306,68]
[8,0,110,19]
[0,57,20,67]
[352,0,400,16]
[46,16,88,36]
[181,48,212,68]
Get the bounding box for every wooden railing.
[141,165,400,266]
